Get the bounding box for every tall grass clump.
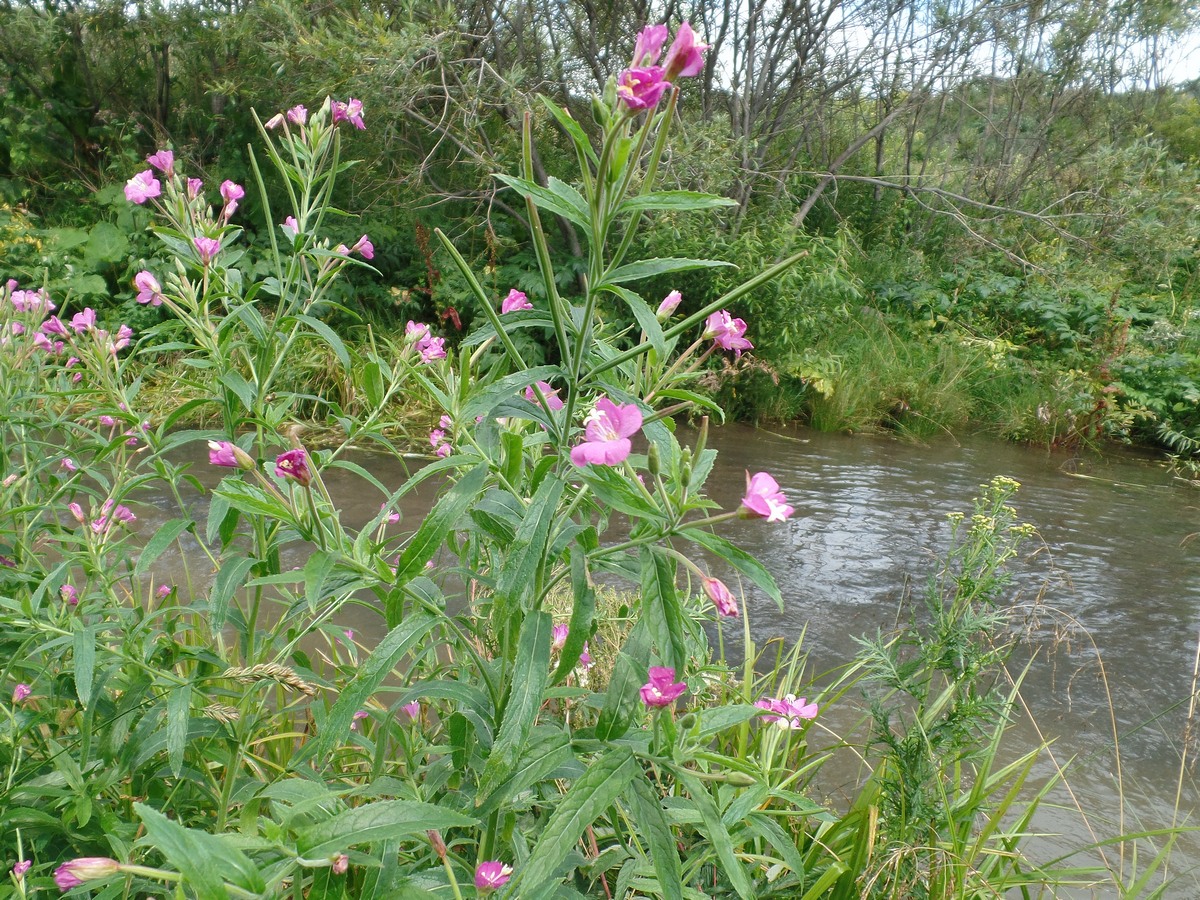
[0,20,1191,900]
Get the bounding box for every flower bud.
[591,93,610,128]
[54,857,120,891]
[647,442,660,479]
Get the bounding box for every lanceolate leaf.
[641,547,687,671]
[551,549,595,684]
[595,621,650,741]
[626,776,684,900]
[604,257,735,285]
[296,800,477,857]
[393,463,488,585]
[539,96,599,167]
[135,803,265,898]
[681,528,784,611]
[672,769,756,899]
[495,174,590,230]
[619,191,737,213]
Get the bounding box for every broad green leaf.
[495,174,589,230]
[493,475,564,625]
[134,518,190,580]
[641,548,686,671]
[212,479,293,522]
[392,463,488,589]
[217,370,256,413]
[605,257,735,285]
[595,621,650,741]
[694,704,765,740]
[477,610,552,804]
[517,747,640,896]
[303,550,339,611]
[135,803,265,898]
[551,549,595,684]
[476,727,574,817]
[166,683,191,778]
[296,800,477,857]
[461,365,561,422]
[680,529,784,611]
[209,555,257,631]
[626,776,683,900]
[619,191,737,213]
[303,612,439,766]
[72,622,95,708]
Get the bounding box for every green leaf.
[539,96,599,167]
[672,770,755,899]
[619,191,737,213]
[517,747,640,895]
[626,776,683,900]
[392,463,488,590]
[476,728,575,817]
[495,174,589,230]
[134,518,191,580]
[303,550,339,611]
[217,370,256,413]
[136,803,265,898]
[461,366,562,422]
[600,285,665,359]
[595,621,650,741]
[209,555,257,631]
[477,610,552,805]
[604,257,735,285]
[72,622,95,708]
[551,549,595,684]
[298,313,350,369]
[680,529,784,611]
[212,478,293,523]
[641,548,686,671]
[303,613,439,766]
[694,704,766,740]
[296,800,477,857]
[166,683,191,778]
[84,221,131,265]
[493,475,565,627]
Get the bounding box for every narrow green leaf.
[135,803,266,898]
[539,96,599,166]
[672,770,755,899]
[476,728,574,817]
[626,776,683,900]
[600,285,665,358]
[605,257,735,285]
[217,370,255,412]
[209,556,257,631]
[297,313,350,369]
[296,800,477,857]
[551,549,595,684]
[304,613,439,766]
[680,529,784,611]
[517,747,640,896]
[303,550,338,611]
[495,174,589,230]
[619,191,737,213]
[166,683,191,778]
[72,623,95,708]
[393,463,488,586]
[134,518,191,580]
[641,548,686,671]
[212,479,293,522]
[595,621,650,741]
[477,610,552,804]
[460,366,562,422]
[494,475,564,616]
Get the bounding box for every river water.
[143,424,1200,893]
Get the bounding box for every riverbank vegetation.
[3,1,1200,467]
[3,20,1198,896]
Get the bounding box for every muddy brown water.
[141,425,1200,893]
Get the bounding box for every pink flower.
[61,584,79,606]
[53,857,120,891]
[741,471,794,523]
[60,458,78,473]
[501,288,532,313]
[67,502,85,523]
[288,104,308,125]
[632,23,670,66]
[193,236,221,265]
[10,288,53,313]
[265,113,285,130]
[474,861,513,891]
[755,694,818,729]
[656,290,682,318]
[98,415,116,427]
[400,700,421,720]
[108,324,134,354]
[439,414,453,429]
[405,320,431,342]
[429,429,446,449]
[524,381,564,412]
[124,169,161,204]
[703,577,738,617]
[156,584,173,598]
[435,442,452,458]
[275,448,312,487]
[416,334,446,364]
[331,97,365,130]
[663,21,710,80]
[208,440,254,469]
[352,234,374,259]
[12,683,31,703]
[134,271,164,306]
[350,710,369,731]
[617,66,670,110]
[579,642,594,669]
[281,216,300,241]
[220,180,245,219]
[551,623,569,651]
[146,149,174,177]
[12,860,30,879]
[640,666,686,707]
[569,398,643,467]
[186,177,203,200]
[703,310,753,356]
[41,315,68,336]
[332,854,349,875]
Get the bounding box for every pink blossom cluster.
[617,22,710,111]
[429,414,453,458]
[66,498,137,536]
[405,321,446,364]
[2,280,134,380]
[755,693,818,729]
[551,623,594,671]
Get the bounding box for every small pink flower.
[703,576,739,617]
[61,583,79,606]
[193,236,221,265]
[60,458,78,473]
[400,700,421,720]
[474,861,513,891]
[134,271,165,306]
[551,623,569,651]
[265,113,285,129]
[186,178,203,200]
[67,502,85,523]
[208,440,254,469]
[12,683,31,703]
[352,234,375,260]
[632,23,670,66]
[524,381,564,412]
[501,288,532,313]
[617,66,670,110]
[435,443,452,458]
[331,97,366,130]
[429,429,446,449]
[12,860,30,879]
[275,448,312,487]
[98,415,116,427]
[741,471,794,523]
[71,308,96,333]
[755,694,818,729]
[281,216,300,241]
[703,310,753,356]
[640,667,686,707]
[53,857,120,891]
[156,584,173,598]
[41,315,68,336]
[220,180,245,219]
[332,854,349,875]
[405,320,431,342]
[570,398,643,467]
[416,335,446,364]
[657,290,682,318]
[350,710,369,731]
[146,149,174,177]
[109,324,134,354]
[579,642,594,669]
[663,21,710,80]
[124,169,161,204]
[287,104,308,125]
